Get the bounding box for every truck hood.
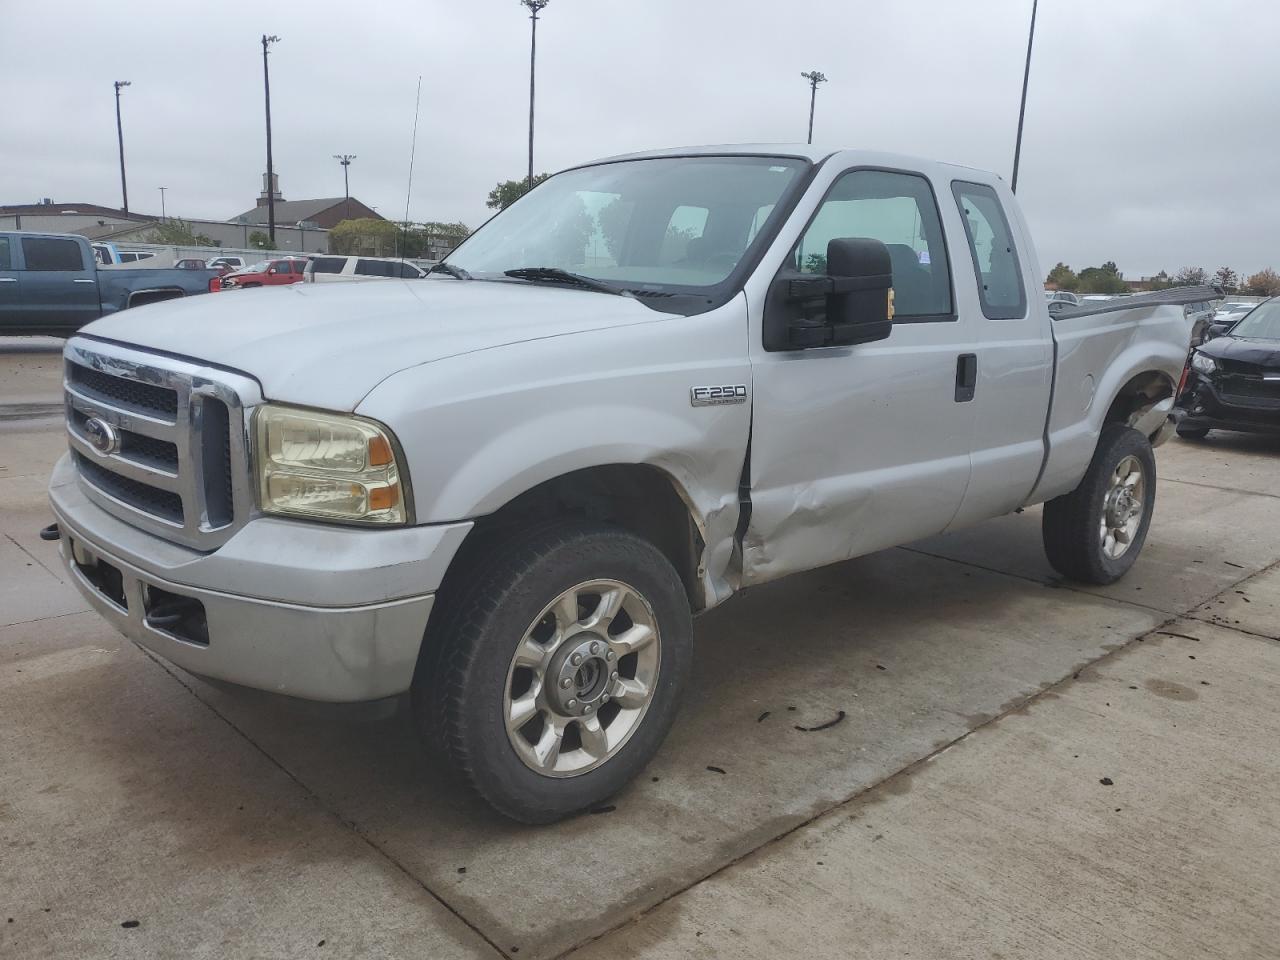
[81,279,676,410]
[1198,335,1280,368]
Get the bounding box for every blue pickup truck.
[0,232,220,336]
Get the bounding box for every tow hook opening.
[144,586,209,647]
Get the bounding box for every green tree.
[146,218,214,246]
[1076,263,1128,295]
[1171,266,1207,287]
[1212,266,1238,291]
[327,218,400,256]
[1045,262,1077,290]
[248,231,271,250]
[486,174,550,211]
[1245,268,1280,297]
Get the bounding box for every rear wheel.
[1042,425,1156,585]
[417,522,692,823]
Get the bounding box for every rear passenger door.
[946,180,1054,526]
[18,236,100,331]
[744,167,980,583]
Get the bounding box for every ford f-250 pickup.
[45,145,1212,822]
[0,232,219,336]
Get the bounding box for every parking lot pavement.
[2,347,1279,959]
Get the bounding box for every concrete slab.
[1191,561,1280,640]
[181,547,1162,959]
[569,618,1280,960]
[913,475,1280,615]
[0,615,498,960]
[1160,431,1280,500]
[0,530,88,627]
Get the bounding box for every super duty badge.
[690,384,748,407]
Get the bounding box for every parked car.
[46,145,1203,823]
[1175,296,1280,439]
[208,256,245,272]
[174,258,207,270]
[91,242,158,266]
[1044,290,1080,306]
[1206,301,1256,333]
[220,258,308,288]
[0,232,219,335]
[304,255,428,283]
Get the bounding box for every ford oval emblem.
[83,417,120,456]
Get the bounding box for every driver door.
[743,167,978,584]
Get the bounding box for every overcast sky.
[2,0,1275,278]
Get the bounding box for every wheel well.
[1103,370,1176,429]
[445,465,705,611]
[127,289,185,309]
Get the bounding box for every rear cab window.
[21,237,85,271]
[951,182,1026,319]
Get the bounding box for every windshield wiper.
[503,267,631,297]
[428,261,471,280]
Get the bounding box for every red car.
[220,257,308,289]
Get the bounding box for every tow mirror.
[763,237,895,351]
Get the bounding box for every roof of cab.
[578,143,1000,182]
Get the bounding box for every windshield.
[242,261,270,273]
[1230,300,1280,339]
[445,156,808,295]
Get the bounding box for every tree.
[486,174,550,211]
[1045,262,1077,290]
[1171,266,1207,287]
[1076,263,1128,295]
[1245,268,1280,297]
[248,231,271,250]
[327,218,400,256]
[146,218,214,246]
[1212,267,1239,292]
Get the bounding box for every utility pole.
[158,186,167,222]
[801,70,827,145]
[261,34,281,244]
[1011,0,1038,193]
[333,154,356,221]
[113,80,131,213]
[521,0,549,191]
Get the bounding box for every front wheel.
[1042,425,1156,585]
[417,522,692,823]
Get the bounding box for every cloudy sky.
[2,0,1275,279]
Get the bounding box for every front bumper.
[49,454,472,702]
[1174,375,1280,436]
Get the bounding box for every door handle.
[73,278,96,284]
[955,353,978,402]
[0,277,17,283]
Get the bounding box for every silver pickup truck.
[47,145,1207,822]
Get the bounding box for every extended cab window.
[794,170,952,320]
[951,181,1026,319]
[310,257,345,274]
[0,237,11,270]
[21,237,84,271]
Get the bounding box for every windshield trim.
[443,153,822,316]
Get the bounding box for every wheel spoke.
[532,717,566,770]
[507,690,540,731]
[512,636,549,671]
[577,715,610,758]
[610,622,655,657]
[553,588,581,634]
[581,587,626,631]
[613,676,650,709]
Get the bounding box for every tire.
[1176,423,1210,440]
[415,521,692,823]
[1042,424,1156,585]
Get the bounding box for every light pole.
[521,0,549,191]
[1011,0,1039,193]
[158,186,167,222]
[801,70,827,145]
[333,154,356,221]
[113,80,131,213]
[261,34,281,245]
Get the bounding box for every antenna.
[399,75,423,258]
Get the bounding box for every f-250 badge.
[690,384,748,407]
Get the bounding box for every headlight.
[254,405,410,524]
[1190,352,1217,375]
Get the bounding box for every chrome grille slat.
[63,339,262,550]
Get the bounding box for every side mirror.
[763,237,895,351]
[1203,321,1231,341]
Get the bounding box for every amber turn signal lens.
[368,484,399,512]
[367,435,394,467]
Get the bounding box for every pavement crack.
[1162,476,1280,501]
[4,531,67,585]
[131,644,512,960]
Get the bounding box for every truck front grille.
[63,341,261,550]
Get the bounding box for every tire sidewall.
[442,527,691,821]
